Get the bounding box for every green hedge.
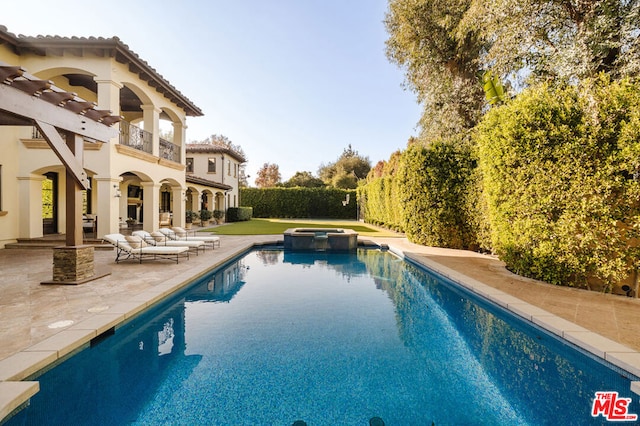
[240,187,357,219]
[357,176,403,231]
[396,138,478,249]
[476,77,640,290]
[226,207,253,222]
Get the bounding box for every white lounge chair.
[159,227,221,249]
[103,233,190,264]
[132,230,205,255]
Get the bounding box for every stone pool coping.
[2,237,640,420]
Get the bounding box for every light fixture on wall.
[114,185,122,198]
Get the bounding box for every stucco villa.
[184,144,246,217]
[0,26,243,250]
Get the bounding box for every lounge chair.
[103,233,190,264]
[132,230,205,255]
[159,227,221,249]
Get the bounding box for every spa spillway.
[283,228,358,252]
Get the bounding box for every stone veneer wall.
[52,246,95,282]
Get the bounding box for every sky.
[3,1,422,184]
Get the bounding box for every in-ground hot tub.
[283,228,358,251]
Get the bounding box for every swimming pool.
[6,248,639,425]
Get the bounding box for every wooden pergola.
[0,62,120,283]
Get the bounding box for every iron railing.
[119,121,152,155]
[33,121,181,164]
[159,137,181,163]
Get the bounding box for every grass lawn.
[201,218,401,237]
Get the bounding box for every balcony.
[120,121,181,163]
[30,121,182,165]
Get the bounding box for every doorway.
[42,172,58,234]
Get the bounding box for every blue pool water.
[7,249,640,425]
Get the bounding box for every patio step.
[5,237,113,251]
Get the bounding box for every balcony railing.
[119,121,152,155]
[160,137,181,163]
[34,121,181,164]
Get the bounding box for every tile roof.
[186,175,232,191]
[186,143,247,162]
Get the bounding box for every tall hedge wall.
[241,187,357,219]
[397,139,478,249]
[357,176,403,231]
[476,77,640,290]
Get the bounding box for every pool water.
[7,249,639,425]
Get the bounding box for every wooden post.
[65,131,84,246]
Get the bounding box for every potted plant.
[185,210,197,229]
[213,209,224,224]
[126,217,137,228]
[199,209,213,227]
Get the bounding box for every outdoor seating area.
[102,233,190,264]
[131,230,205,255]
[160,227,221,249]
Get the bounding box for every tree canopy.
[459,0,640,83]
[255,163,282,188]
[318,145,371,189]
[193,133,247,160]
[385,0,640,140]
[282,171,326,188]
[385,0,486,139]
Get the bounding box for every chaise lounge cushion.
[165,227,220,246]
[150,231,167,242]
[132,230,205,251]
[125,235,148,249]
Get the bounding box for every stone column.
[172,186,186,227]
[94,177,122,237]
[141,181,160,232]
[141,104,160,157]
[52,245,94,281]
[17,175,45,238]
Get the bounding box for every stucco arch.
[31,66,95,81]
[160,107,182,125]
[31,165,66,176]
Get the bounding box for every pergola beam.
[35,121,89,189]
[0,83,117,141]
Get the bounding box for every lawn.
[202,218,401,237]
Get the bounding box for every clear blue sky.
[3,1,421,184]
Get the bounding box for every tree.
[282,171,325,188]
[194,134,247,161]
[459,0,640,83]
[255,163,281,188]
[318,145,371,189]
[385,0,639,142]
[385,0,487,139]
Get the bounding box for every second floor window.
[186,158,194,173]
[208,158,216,173]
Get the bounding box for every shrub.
[240,187,356,218]
[227,207,253,222]
[396,137,478,249]
[476,77,640,290]
[199,209,213,222]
